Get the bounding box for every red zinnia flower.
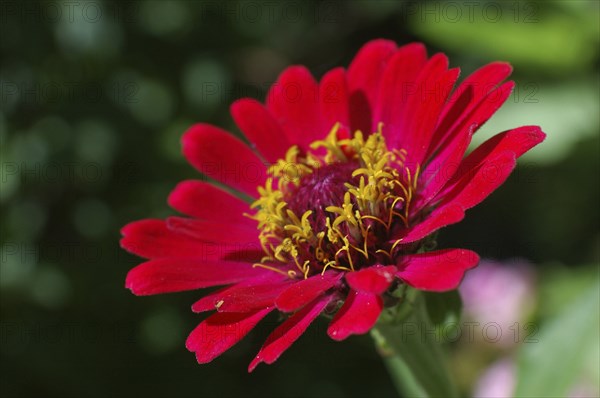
[121,39,545,371]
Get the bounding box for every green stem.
[372,291,458,398]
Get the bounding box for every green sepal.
[423,289,463,328]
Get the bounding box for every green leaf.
[408,2,599,74]
[514,282,600,396]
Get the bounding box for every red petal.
[275,271,343,312]
[410,66,461,165]
[125,258,264,295]
[376,42,427,143]
[401,151,516,243]
[451,125,546,181]
[121,219,201,259]
[417,124,476,209]
[442,62,512,120]
[417,81,516,208]
[430,62,513,156]
[390,53,459,165]
[182,123,266,197]
[230,98,291,163]
[166,217,258,244]
[319,67,350,132]
[168,180,254,226]
[433,126,544,204]
[397,249,479,291]
[437,150,517,209]
[399,204,465,244]
[248,295,332,372]
[347,39,397,132]
[191,275,292,313]
[121,219,261,261]
[327,290,383,341]
[345,266,397,294]
[186,308,272,364]
[266,66,320,150]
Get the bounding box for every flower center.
[286,161,359,232]
[249,123,419,279]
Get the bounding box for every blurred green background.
[1,1,598,397]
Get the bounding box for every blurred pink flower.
[459,259,536,347]
[473,358,516,398]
